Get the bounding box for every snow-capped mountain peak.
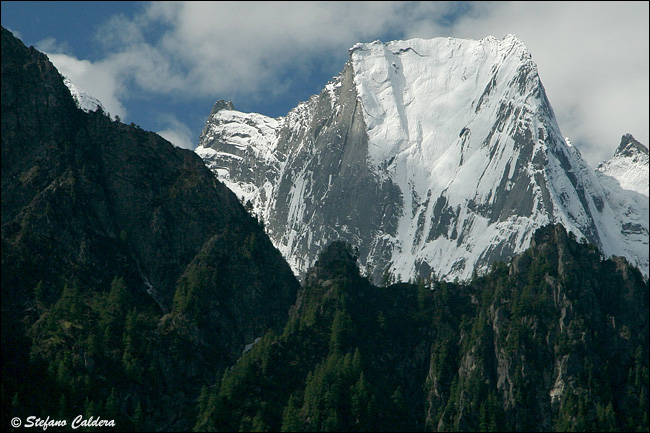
[196,35,649,280]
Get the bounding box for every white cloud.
[36,37,72,55]
[79,2,480,99]
[91,2,412,96]
[45,52,127,119]
[4,27,23,42]
[157,115,194,150]
[37,2,649,165]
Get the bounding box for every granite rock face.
[199,62,402,280]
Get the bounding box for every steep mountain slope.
[194,224,649,432]
[1,26,299,430]
[197,35,649,282]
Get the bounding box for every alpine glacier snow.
[197,35,649,281]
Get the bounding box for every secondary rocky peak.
[211,99,235,114]
[597,134,649,198]
[200,100,236,136]
[616,133,649,158]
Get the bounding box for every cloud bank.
[41,1,648,165]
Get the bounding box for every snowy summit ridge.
[197,35,649,281]
[352,34,536,170]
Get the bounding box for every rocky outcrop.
[429,224,648,431]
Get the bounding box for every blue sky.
[2,1,648,166]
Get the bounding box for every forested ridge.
[1,26,298,431]
[194,227,649,432]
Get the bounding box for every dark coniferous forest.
[1,26,648,432]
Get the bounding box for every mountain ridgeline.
[1,26,648,433]
[1,26,298,431]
